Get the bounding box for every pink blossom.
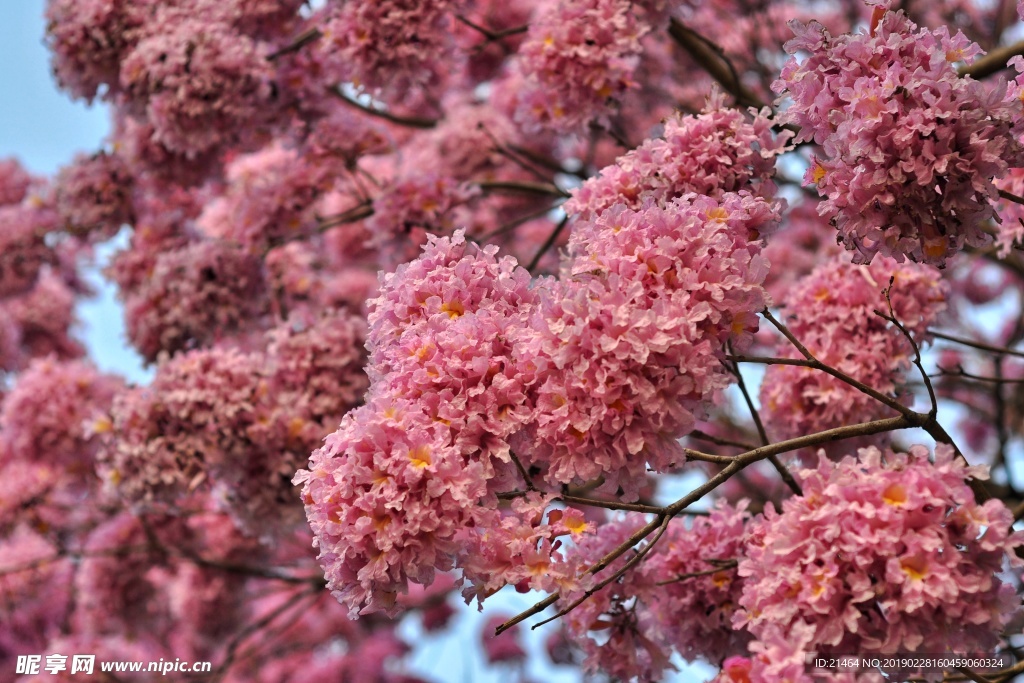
[44,0,145,101]
[53,151,134,240]
[367,173,480,268]
[736,445,1023,667]
[0,527,72,660]
[0,201,57,299]
[513,0,650,133]
[775,11,1024,266]
[321,0,461,106]
[122,240,268,362]
[0,157,37,207]
[119,12,278,156]
[457,493,590,603]
[294,395,490,617]
[760,254,947,445]
[564,92,789,220]
[0,357,122,472]
[0,271,85,365]
[517,194,776,499]
[197,142,331,251]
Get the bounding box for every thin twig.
[726,347,802,496]
[998,188,1024,206]
[876,277,937,416]
[495,490,664,514]
[476,180,568,198]
[930,330,1024,360]
[496,414,919,635]
[266,28,323,61]
[656,559,738,586]
[454,14,528,43]
[496,461,743,635]
[531,514,672,630]
[526,215,569,271]
[667,18,764,109]
[680,447,737,464]
[508,451,536,490]
[688,429,756,451]
[759,309,918,420]
[331,88,438,129]
[955,667,995,683]
[316,202,374,231]
[477,203,559,242]
[936,364,1024,384]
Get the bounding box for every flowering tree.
[5,0,1024,681]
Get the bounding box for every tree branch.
[330,88,438,129]
[958,39,1024,79]
[667,19,765,109]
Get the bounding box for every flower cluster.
[513,0,649,133]
[736,445,1023,662]
[368,232,536,479]
[321,0,459,105]
[196,142,331,252]
[295,396,488,617]
[119,10,278,156]
[0,200,57,299]
[0,528,72,660]
[367,173,480,269]
[458,492,590,604]
[98,311,368,533]
[775,11,1024,266]
[517,194,776,499]
[297,234,602,615]
[44,0,145,101]
[0,271,84,366]
[759,254,947,444]
[564,93,789,221]
[0,157,36,206]
[53,151,134,240]
[561,503,752,681]
[0,358,122,472]
[122,240,268,362]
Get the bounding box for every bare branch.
[726,348,802,496]
[667,19,765,109]
[930,330,1024,360]
[266,28,323,61]
[656,559,738,586]
[330,88,438,129]
[958,39,1024,79]
[527,214,569,272]
[476,180,568,198]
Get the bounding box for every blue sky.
[0,1,109,175]
[0,1,150,382]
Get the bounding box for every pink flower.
[564,92,789,220]
[294,396,490,617]
[119,11,278,156]
[736,445,1023,668]
[0,157,38,207]
[0,357,122,471]
[513,0,650,133]
[122,240,268,362]
[53,151,134,240]
[196,142,332,252]
[775,11,1024,266]
[321,0,461,106]
[517,194,776,499]
[760,254,947,445]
